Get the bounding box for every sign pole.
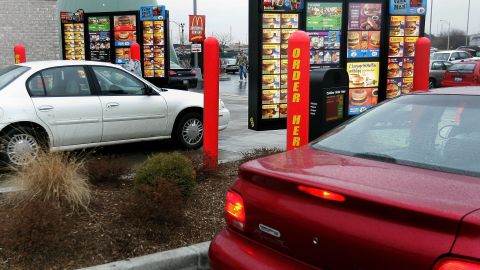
[287,31,310,151]
[193,0,199,68]
[203,37,219,170]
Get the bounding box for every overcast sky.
[159,0,479,44]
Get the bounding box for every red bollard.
[14,44,26,64]
[203,37,219,170]
[287,31,310,151]
[130,43,141,61]
[413,37,431,92]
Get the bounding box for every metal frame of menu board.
[61,10,170,87]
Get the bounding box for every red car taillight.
[434,258,480,270]
[169,70,177,76]
[225,191,246,231]
[191,69,196,75]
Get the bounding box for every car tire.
[429,78,436,89]
[0,127,47,166]
[174,112,204,150]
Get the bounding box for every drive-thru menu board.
[347,2,383,115]
[386,15,420,98]
[61,11,85,60]
[141,5,167,78]
[306,2,342,68]
[88,16,111,62]
[113,15,137,64]
[261,12,299,119]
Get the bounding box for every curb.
[79,241,211,270]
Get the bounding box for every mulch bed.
[0,161,240,270]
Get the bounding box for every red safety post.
[130,42,141,61]
[413,37,431,92]
[287,31,310,151]
[203,37,219,170]
[14,44,26,64]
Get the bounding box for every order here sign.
[189,15,206,43]
[287,31,310,151]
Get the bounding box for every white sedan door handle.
[106,102,120,109]
[38,105,54,112]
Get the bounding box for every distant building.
[469,34,480,46]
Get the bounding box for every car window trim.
[25,65,95,98]
[0,66,30,91]
[88,65,150,96]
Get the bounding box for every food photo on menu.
[389,37,404,57]
[262,75,280,90]
[114,15,136,46]
[348,3,382,31]
[280,90,287,103]
[263,29,281,44]
[279,104,287,118]
[263,0,303,11]
[262,90,280,104]
[281,29,296,44]
[144,46,154,58]
[262,60,281,74]
[348,88,378,115]
[263,14,281,29]
[404,37,417,57]
[405,16,420,36]
[390,16,405,36]
[64,24,74,32]
[262,104,279,119]
[387,58,403,78]
[280,74,288,88]
[281,59,288,73]
[402,58,414,77]
[306,2,342,31]
[263,44,281,59]
[154,33,164,45]
[281,14,299,29]
[386,78,402,98]
[402,78,413,94]
[154,46,164,58]
[347,62,380,88]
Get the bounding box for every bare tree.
[214,33,232,52]
[432,29,468,50]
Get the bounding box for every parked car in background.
[210,88,480,270]
[168,62,198,90]
[0,61,230,165]
[456,46,480,57]
[429,61,453,88]
[432,50,472,63]
[221,58,239,74]
[442,60,480,87]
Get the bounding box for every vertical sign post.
[14,44,26,64]
[287,31,310,151]
[203,37,219,169]
[413,37,431,92]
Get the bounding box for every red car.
[442,60,480,87]
[209,87,480,270]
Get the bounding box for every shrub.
[85,155,130,184]
[134,152,196,197]
[7,152,91,211]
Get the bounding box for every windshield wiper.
[354,152,397,163]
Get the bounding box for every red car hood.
[242,146,480,221]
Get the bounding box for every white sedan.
[0,61,230,165]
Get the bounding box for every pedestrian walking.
[236,50,248,82]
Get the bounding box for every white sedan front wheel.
[175,112,204,149]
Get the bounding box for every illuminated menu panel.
[386,15,420,98]
[61,11,85,60]
[346,2,383,116]
[88,16,111,62]
[261,13,299,119]
[113,15,137,64]
[143,20,165,78]
[306,2,342,68]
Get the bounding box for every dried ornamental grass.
[7,152,91,211]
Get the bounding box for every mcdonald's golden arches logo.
[189,15,206,42]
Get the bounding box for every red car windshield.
[314,95,480,177]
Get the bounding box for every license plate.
[454,77,463,82]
